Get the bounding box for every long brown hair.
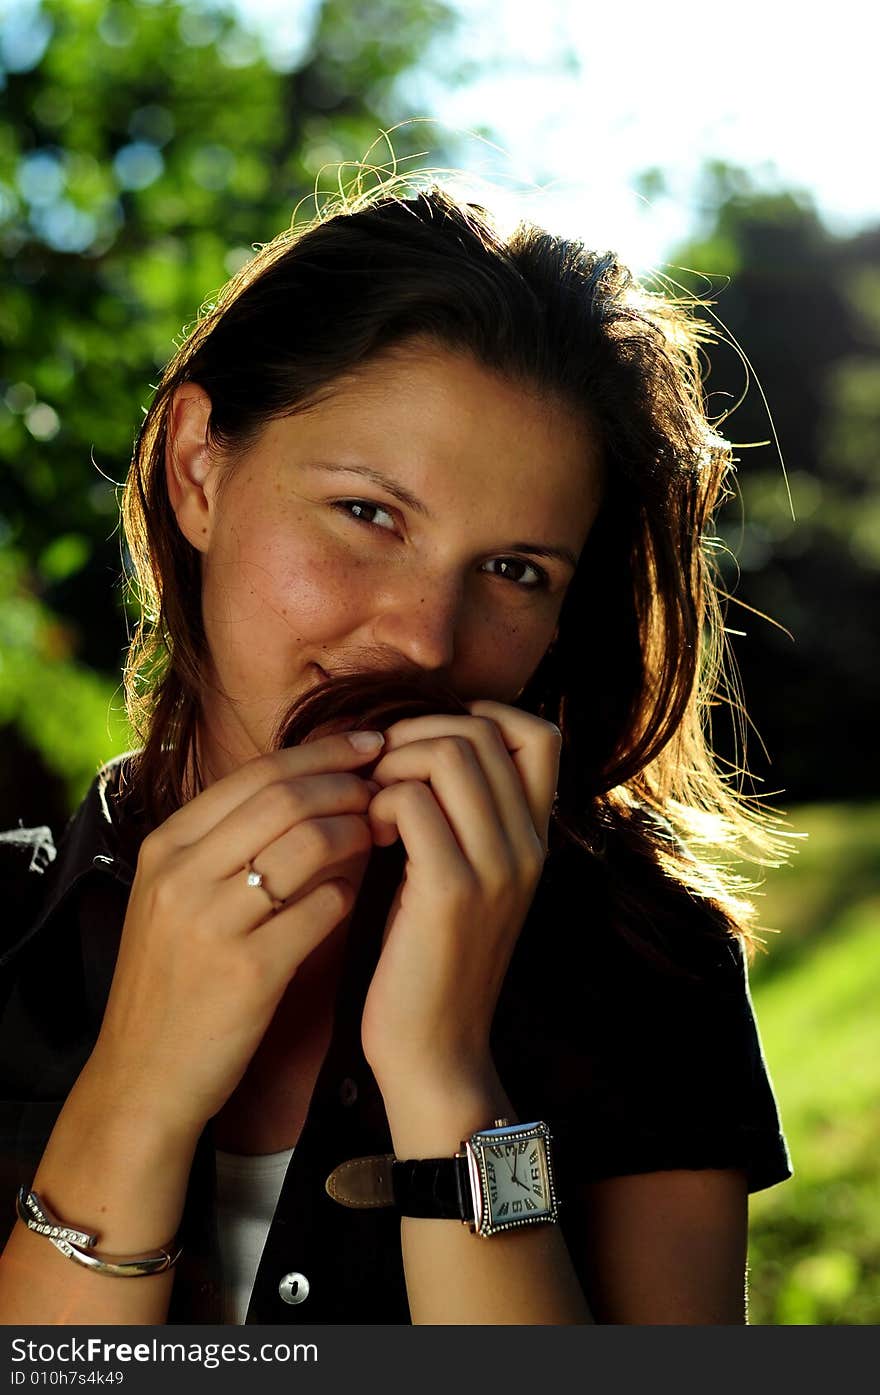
[121,176,801,971]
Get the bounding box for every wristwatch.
[326,1118,561,1237]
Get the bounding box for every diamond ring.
[245,861,283,913]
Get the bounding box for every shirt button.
[339,1076,358,1107]
[278,1271,310,1305]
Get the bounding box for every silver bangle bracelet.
[16,1188,182,1278]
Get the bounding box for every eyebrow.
[305,460,433,518]
[303,460,580,571]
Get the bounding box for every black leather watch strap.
[390,1154,475,1220]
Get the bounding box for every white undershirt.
[214,1147,295,1325]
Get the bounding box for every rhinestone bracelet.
[16,1187,182,1278]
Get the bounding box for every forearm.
[384,1070,594,1326]
[0,1053,200,1325]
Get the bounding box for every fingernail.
[348,730,385,751]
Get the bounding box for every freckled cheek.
[273,554,361,639]
[207,528,366,644]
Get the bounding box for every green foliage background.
[1,0,461,825]
[2,0,878,1325]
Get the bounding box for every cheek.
[470,617,556,702]
[264,544,348,635]
[203,514,363,644]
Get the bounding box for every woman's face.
[168,340,604,782]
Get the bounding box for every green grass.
[745,802,880,1325]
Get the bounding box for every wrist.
[380,1060,515,1159]
[30,1063,199,1261]
[77,1048,204,1155]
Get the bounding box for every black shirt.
[0,756,792,1323]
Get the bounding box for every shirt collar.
[18,751,145,949]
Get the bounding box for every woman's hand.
[359,701,561,1106]
[89,731,384,1142]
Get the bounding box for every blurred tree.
[0,0,458,826]
[669,164,880,805]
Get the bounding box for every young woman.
[0,183,794,1325]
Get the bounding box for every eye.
[334,501,549,591]
[482,557,549,590]
[333,499,397,532]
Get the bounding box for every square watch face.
[470,1124,557,1235]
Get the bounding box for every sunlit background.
[2,0,878,1324]
[236,0,880,272]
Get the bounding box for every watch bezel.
[462,1120,559,1237]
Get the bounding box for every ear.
[165,382,218,553]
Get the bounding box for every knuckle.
[345,815,373,853]
[442,864,479,905]
[488,850,518,891]
[150,852,183,902]
[138,826,168,870]
[473,715,502,744]
[483,871,511,905]
[247,751,281,783]
[521,840,547,882]
[345,774,375,806]
[261,780,305,827]
[438,735,472,766]
[398,780,429,810]
[317,878,353,918]
[298,818,336,863]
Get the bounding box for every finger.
[157,730,385,848]
[248,876,359,987]
[202,810,371,937]
[238,813,373,919]
[378,714,541,852]
[368,737,514,876]
[366,780,465,880]
[185,773,375,882]
[465,701,561,847]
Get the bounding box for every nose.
[369,570,462,676]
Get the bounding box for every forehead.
[288,341,604,531]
